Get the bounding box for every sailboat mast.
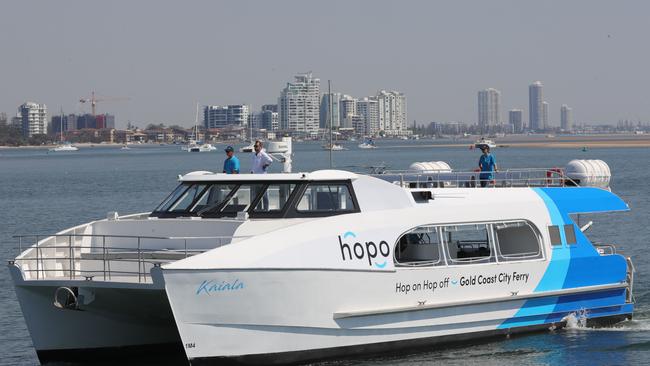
[194,102,199,141]
[329,80,333,168]
[60,107,64,142]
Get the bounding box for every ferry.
[8,151,634,364]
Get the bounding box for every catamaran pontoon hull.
[9,267,182,363]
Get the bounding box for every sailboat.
[50,109,79,152]
[239,118,255,152]
[184,103,217,152]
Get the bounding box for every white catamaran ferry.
[9,153,634,364]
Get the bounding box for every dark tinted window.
[191,184,237,214]
[395,226,443,266]
[548,226,562,246]
[169,184,208,213]
[443,224,493,264]
[253,183,296,213]
[155,184,189,212]
[495,221,542,260]
[296,184,355,212]
[564,224,577,245]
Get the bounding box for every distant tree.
[145,123,166,130]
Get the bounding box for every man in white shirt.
[251,140,273,174]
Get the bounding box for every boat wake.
[563,310,650,332]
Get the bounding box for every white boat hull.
[164,267,631,363]
[10,266,182,363]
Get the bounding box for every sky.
[1,0,649,128]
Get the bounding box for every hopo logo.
[338,231,390,269]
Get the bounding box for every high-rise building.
[339,95,357,129]
[52,114,72,133]
[94,113,115,129]
[542,101,549,130]
[204,105,250,129]
[278,72,320,134]
[509,109,524,133]
[376,90,407,135]
[561,104,573,131]
[477,88,501,131]
[260,110,279,131]
[357,97,379,135]
[261,104,278,113]
[528,81,543,131]
[18,102,47,137]
[320,92,341,129]
[0,112,7,127]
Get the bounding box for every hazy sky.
[2,1,649,128]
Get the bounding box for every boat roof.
[179,169,359,182]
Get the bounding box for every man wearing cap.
[223,146,240,174]
[478,146,497,187]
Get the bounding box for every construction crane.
[79,91,130,116]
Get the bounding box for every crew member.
[478,146,497,187]
[223,146,240,174]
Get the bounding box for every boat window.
[442,224,493,264]
[564,224,577,245]
[296,184,355,212]
[253,183,296,213]
[168,184,208,213]
[221,184,265,215]
[395,226,443,266]
[155,183,190,212]
[190,184,237,214]
[548,226,562,246]
[494,221,543,261]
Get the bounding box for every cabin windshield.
[150,179,358,218]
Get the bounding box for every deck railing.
[10,233,249,283]
[372,167,578,188]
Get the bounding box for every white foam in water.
[562,310,650,332]
[563,309,589,329]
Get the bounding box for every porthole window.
[394,226,443,266]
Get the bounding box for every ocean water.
[0,140,648,365]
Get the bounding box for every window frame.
[492,220,544,262]
[442,223,495,265]
[394,225,445,267]
[151,179,359,219]
[285,180,360,218]
[548,225,563,247]
[392,220,546,268]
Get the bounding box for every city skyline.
[1,1,649,128]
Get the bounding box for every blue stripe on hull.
[499,188,632,329]
[499,289,632,329]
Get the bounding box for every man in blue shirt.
[478,146,497,187]
[223,146,240,174]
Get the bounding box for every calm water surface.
[0,141,649,365]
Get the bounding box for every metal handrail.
[371,167,579,188]
[10,233,251,283]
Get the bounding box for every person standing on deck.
[478,146,497,187]
[222,146,240,174]
[251,140,273,174]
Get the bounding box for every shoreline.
[1,135,649,150]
